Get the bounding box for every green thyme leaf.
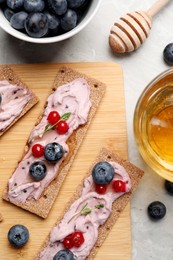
[95,203,104,209]
[81,207,92,216]
[81,203,88,211]
[60,112,71,121]
[44,124,52,132]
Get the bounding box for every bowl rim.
[135,67,173,109]
[0,0,102,44]
[134,67,173,181]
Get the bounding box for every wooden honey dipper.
[109,0,171,53]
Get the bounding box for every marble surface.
[0,0,173,259]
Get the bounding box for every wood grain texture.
[0,62,131,260]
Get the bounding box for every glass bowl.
[134,68,173,181]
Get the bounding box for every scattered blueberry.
[44,142,64,163]
[60,9,77,31]
[10,11,28,30]
[24,0,45,13]
[44,11,60,30]
[7,0,24,10]
[3,7,15,21]
[29,161,47,181]
[8,225,29,248]
[163,43,173,65]
[0,94,2,104]
[53,249,75,260]
[165,180,173,195]
[148,201,166,220]
[67,0,86,9]
[25,12,48,38]
[49,0,67,16]
[92,161,115,185]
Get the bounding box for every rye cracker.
[0,65,38,137]
[35,148,144,259]
[3,66,106,218]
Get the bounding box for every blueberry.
[24,0,45,13]
[3,8,15,21]
[67,0,86,9]
[0,94,2,105]
[0,0,5,3]
[48,0,67,16]
[53,249,75,260]
[44,11,60,30]
[92,161,115,185]
[148,201,166,220]
[75,0,91,23]
[165,180,173,195]
[60,9,77,32]
[44,142,64,163]
[7,0,24,10]
[25,12,48,38]
[8,225,29,248]
[29,161,47,181]
[163,43,173,65]
[10,11,28,29]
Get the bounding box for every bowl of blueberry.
[0,0,101,43]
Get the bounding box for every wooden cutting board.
[0,62,131,260]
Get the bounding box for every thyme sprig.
[37,112,71,138]
[68,202,104,224]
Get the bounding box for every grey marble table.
[1,0,173,259]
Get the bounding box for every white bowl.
[0,0,102,44]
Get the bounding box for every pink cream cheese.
[0,80,33,132]
[39,162,131,260]
[7,78,91,203]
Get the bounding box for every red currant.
[95,183,107,194]
[63,234,73,249]
[32,144,44,158]
[47,111,60,125]
[56,120,69,135]
[112,180,126,192]
[71,231,84,247]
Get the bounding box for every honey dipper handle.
[147,0,170,17]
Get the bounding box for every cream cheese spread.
[7,78,91,203]
[0,80,33,132]
[39,162,131,260]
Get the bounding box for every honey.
[145,87,173,169]
[134,69,173,181]
[148,107,173,164]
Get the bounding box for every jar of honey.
[134,68,173,181]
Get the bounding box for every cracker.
[3,66,106,218]
[35,148,144,259]
[0,65,38,136]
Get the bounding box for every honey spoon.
[109,0,171,53]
